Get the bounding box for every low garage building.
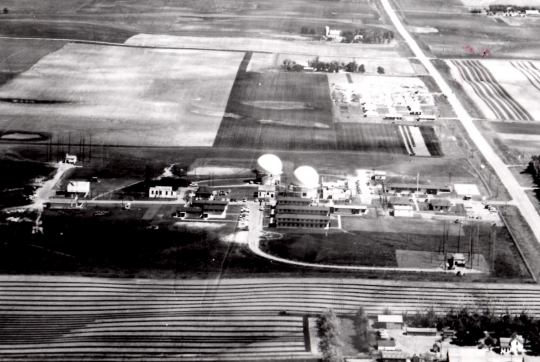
[406,327,437,336]
[381,351,409,362]
[377,339,396,351]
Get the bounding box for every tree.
[300,26,309,34]
[531,155,540,176]
[377,66,385,74]
[354,307,373,352]
[345,61,358,73]
[309,28,316,35]
[2,8,8,14]
[318,309,343,362]
[358,64,365,73]
[382,308,392,315]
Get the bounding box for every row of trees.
[489,4,538,12]
[300,26,317,35]
[408,307,540,354]
[317,309,343,362]
[283,58,386,74]
[341,28,394,44]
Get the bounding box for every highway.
[380,0,540,245]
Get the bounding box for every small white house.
[65,154,77,164]
[149,186,177,199]
[67,181,90,197]
[500,333,524,355]
[393,205,413,218]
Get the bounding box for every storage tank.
[293,166,319,189]
[256,154,283,175]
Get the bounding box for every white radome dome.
[256,154,283,175]
[293,166,319,189]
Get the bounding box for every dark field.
[0,39,68,73]
[260,225,530,280]
[214,71,442,155]
[491,121,540,135]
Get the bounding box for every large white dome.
[293,166,319,189]
[256,154,283,175]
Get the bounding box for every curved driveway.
[380,0,540,244]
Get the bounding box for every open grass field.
[0,38,68,73]
[261,224,528,279]
[450,60,533,121]
[0,44,244,147]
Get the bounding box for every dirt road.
[380,0,540,245]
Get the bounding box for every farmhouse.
[429,199,452,211]
[149,186,177,199]
[276,205,329,215]
[67,181,90,197]
[406,327,437,336]
[381,351,409,362]
[277,197,311,206]
[258,185,276,200]
[275,214,330,228]
[378,315,403,329]
[500,333,524,355]
[377,339,396,351]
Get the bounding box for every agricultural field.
[390,0,540,59]
[0,38,68,74]
[125,35,403,59]
[0,44,244,147]
[449,60,537,121]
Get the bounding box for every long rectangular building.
[277,197,312,206]
[275,214,330,228]
[276,205,329,215]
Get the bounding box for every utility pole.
[490,226,496,273]
[457,221,462,253]
[476,222,480,266]
[469,225,473,269]
[443,220,447,270]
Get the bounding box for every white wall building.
[149,186,177,199]
[67,181,90,197]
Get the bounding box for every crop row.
[512,61,540,93]
[453,60,533,121]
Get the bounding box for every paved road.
[380,0,540,244]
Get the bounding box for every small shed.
[64,154,77,164]
[449,253,466,268]
[377,339,396,351]
[393,205,413,218]
[406,327,437,336]
[378,315,403,329]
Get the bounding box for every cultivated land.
[0,44,244,147]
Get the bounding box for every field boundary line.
[497,207,537,283]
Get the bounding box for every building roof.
[150,185,173,190]
[378,340,396,347]
[453,183,481,196]
[407,327,437,333]
[394,205,413,210]
[381,351,409,359]
[447,348,486,362]
[378,315,403,323]
[178,206,203,213]
[452,253,465,260]
[500,333,524,347]
[390,196,413,204]
[387,183,452,190]
[258,185,276,192]
[278,196,311,203]
[430,199,452,207]
[275,214,330,221]
[67,181,90,193]
[276,205,329,212]
[192,200,229,206]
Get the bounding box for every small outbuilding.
[393,205,414,218]
[149,186,177,199]
[64,154,77,164]
[378,315,403,329]
[381,351,409,362]
[429,199,452,211]
[449,253,466,268]
[67,181,90,197]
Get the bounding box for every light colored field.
[482,60,540,120]
[247,52,278,72]
[125,34,402,58]
[0,43,244,147]
[396,250,489,273]
[277,54,416,75]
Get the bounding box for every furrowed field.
[0,44,244,147]
[1,276,540,360]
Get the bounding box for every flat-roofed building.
[447,348,486,362]
[191,200,229,218]
[387,183,452,195]
[406,327,437,336]
[277,196,312,206]
[381,351,409,362]
[393,205,413,218]
[275,214,330,228]
[378,315,403,329]
[430,199,452,211]
[149,186,177,199]
[377,339,396,351]
[67,181,90,197]
[258,185,276,200]
[276,205,329,215]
